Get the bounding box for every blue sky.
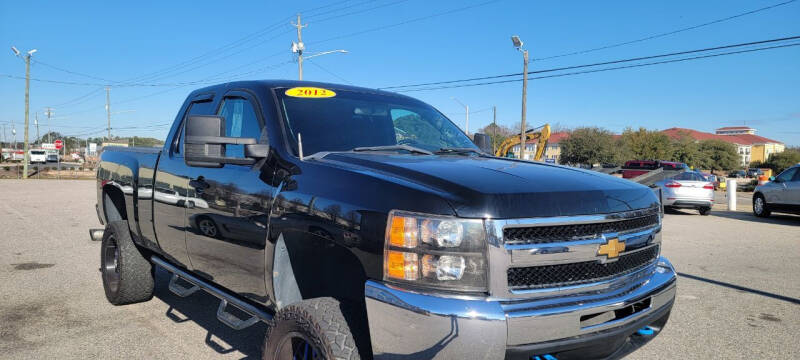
[1,0,798,145]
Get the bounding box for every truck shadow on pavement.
[677,272,800,305]
[709,210,800,226]
[666,208,800,226]
[152,267,267,359]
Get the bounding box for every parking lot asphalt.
[1,180,798,359]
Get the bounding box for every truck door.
[152,94,217,268]
[183,91,274,303]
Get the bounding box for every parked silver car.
[654,171,715,215]
[753,164,800,217]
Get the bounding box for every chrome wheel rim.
[754,197,764,214]
[102,235,120,293]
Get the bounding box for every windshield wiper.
[435,147,484,156]
[352,145,433,155]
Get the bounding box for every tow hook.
[532,355,557,360]
[637,326,655,336]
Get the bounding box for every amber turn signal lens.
[385,250,418,280]
[389,216,418,248]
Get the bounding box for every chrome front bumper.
[365,257,677,360]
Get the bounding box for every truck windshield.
[277,88,476,156]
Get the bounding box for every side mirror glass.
[769,176,775,181]
[472,133,493,154]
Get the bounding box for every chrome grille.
[507,246,659,290]
[503,214,659,245]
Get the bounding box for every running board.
[168,274,200,297]
[151,256,273,329]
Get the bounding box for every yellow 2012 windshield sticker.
[285,87,336,98]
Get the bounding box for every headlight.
[383,211,487,292]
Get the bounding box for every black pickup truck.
[94,80,676,360]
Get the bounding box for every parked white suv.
[28,150,47,164]
[753,165,800,217]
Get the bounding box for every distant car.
[753,165,800,217]
[704,174,720,190]
[621,160,688,179]
[46,154,59,162]
[655,171,715,215]
[729,170,746,178]
[28,150,47,164]
[747,168,764,178]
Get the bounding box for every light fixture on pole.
[11,46,37,178]
[511,35,529,160]
[451,97,470,135]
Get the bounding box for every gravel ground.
[0,180,798,359]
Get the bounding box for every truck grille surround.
[504,214,660,245]
[507,246,659,290]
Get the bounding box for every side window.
[176,99,216,154]
[217,97,261,158]
[776,167,798,182]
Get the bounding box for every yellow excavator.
[495,124,551,161]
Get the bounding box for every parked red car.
[621,160,688,179]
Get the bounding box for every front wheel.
[753,194,771,217]
[264,297,360,360]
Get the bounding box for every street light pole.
[451,97,470,135]
[511,36,529,160]
[106,86,111,141]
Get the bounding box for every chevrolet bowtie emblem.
[598,238,625,259]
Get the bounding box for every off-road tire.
[264,297,360,360]
[753,194,771,218]
[100,220,154,305]
[699,207,711,216]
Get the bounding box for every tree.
[477,123,513,153]
[760,149,800,174]
[668,134,701,167]
[619,127,672,161]
[697,139,739,171]
[560,127,619,165]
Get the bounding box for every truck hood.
[318,153,659,218]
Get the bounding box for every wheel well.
[103,185,127,222]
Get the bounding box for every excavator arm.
[495,124,551,161]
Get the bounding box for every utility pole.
[511,36,529,160]
[34,113,39,146]
[44,107,53,143]
[291,14,307,81]
[11,47,37,179]
[105,86,111,141]
[492,106,497,153]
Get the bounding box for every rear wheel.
[699,207,711,216]
[101,220,154,305]
[264,297,360,360]
[753,194,771,217]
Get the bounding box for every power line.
[310,0,412,23]
[32,60,117,82]
[534,0,798,61]
[398,42,800,92]
[381,35,800,90]
[307,59,352,84]
[311,0,503,45]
